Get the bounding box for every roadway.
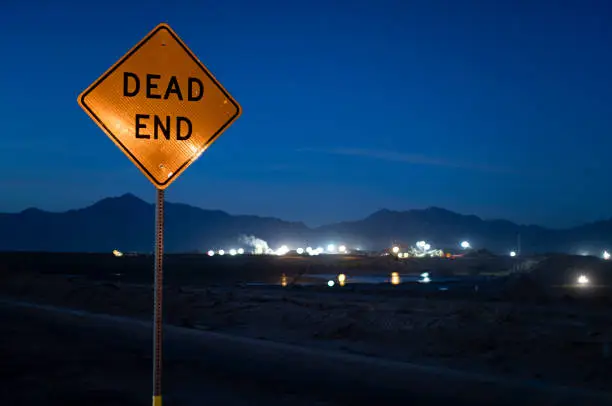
[2,299,611,406]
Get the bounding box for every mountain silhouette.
[0,193,610,254]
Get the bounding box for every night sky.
[1,0,612,227]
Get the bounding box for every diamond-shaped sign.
[78,23,241,189]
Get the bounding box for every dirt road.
[0,301,333,406]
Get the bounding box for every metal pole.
[153,188,164,406]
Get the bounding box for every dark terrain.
[2,251,612,405]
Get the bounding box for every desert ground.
[2,251,612,404]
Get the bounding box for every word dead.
[124,72,204,141]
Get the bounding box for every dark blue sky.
[1,0,612,227]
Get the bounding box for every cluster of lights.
[391,241,443,258]
[603,251,610,260]
[286,244,348,256]
[209,243,351,257]
[323,244,348,254]
[299,245,346,256]
[305,246,324,256]
[327,273,348,288]
[392,247,409,258]
[416,241,431,251]
[207,248,245,257]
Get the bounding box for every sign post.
[153,188,164,406]
[77,23,241,406]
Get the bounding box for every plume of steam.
[239,235,270,255]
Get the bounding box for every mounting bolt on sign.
[77,22,242,406]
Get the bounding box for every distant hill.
[0,194,611,254]
[0,194,310,253]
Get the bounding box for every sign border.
[78,23,242,189]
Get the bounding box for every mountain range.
[1,193,611,254]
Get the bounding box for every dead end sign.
[78,23,241,189]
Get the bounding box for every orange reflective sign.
[78,23,241,189]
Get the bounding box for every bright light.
[229,249,237,256]
[460,241,470,249]
[390,272,400,285]
[423,243,431,251]
[327,244,336,253]
[338,245,347,253]
[281,273,288,287]
[338,273,346,283]
[577,275,590,285]
[398,253,404,259]
[207,250,215,257]
[510,251,517,257]
[392,246,400,254]
[308,247,318,256]
[316,247,324,255]
[419,272,431,283]
[275,245,289,256]
[113,249,123,257]
[603,251,611,260]
[416,241,425,249]
[327,280,335,287]
[218,250,225,256]
[296,248,304,254]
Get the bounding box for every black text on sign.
[124,72,204,141]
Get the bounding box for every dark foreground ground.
[2,252,612,404]
[4,300,611,406]
[0,301,335,406]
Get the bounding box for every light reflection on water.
[303,274,420,284]
[302,273,471,284]
[390,272,401,285]
[244,272,475,287]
